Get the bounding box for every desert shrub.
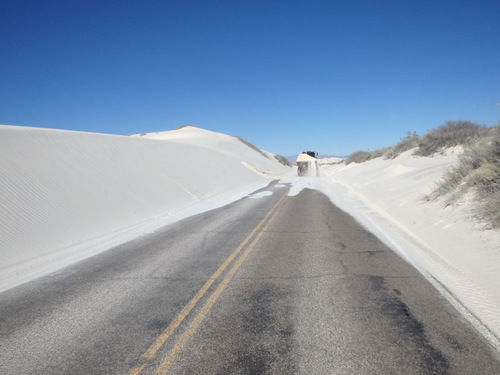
[384,131,419,159]
[426,145,486,203]
[478,191,500,229]
[236,136,269,159]
[426,128,500,228]
[370,147,391,159]
[471,137,500,227]
[274,154,292,167]
[414,120,487,156]
[345,151,371,165]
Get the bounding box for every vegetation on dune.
[345,151,372,165]
[274,154,293,167]
[345,121,490,164]
[414,120,489,157]
[343,120,500,229]
[345,130,419,165]
[385,131,420,159]
[235,136,292,166]
[425,126,500,228]
[236,136,270,159]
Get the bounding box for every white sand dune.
[1,124,499,349]
[0,125,292,292]
[315,151,500,349]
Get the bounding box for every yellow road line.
[153,194,288,375]
[128,191,288,375]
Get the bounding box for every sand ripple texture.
[0,126,291,292]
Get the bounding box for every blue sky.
[1,0,499,156]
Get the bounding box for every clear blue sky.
[1,0,499,156]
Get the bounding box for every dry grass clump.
[414,120,488,156]
[341,120,499,228]
[345,131,419,164]
[426,126,500,228]
[384,131,419,159]
[369,147,391,159]
[345,121,487,164]
[345,151,372,165]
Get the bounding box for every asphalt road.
[1,181,499,374]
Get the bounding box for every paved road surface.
[1,181,499,374]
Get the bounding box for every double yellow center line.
[129,190,289,375]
